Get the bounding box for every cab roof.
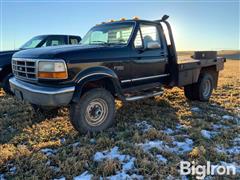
[95,19,160,27]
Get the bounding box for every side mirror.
[147,42,161,49]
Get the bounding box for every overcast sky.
[0,0,239,51]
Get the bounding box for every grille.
[12,58,37,81]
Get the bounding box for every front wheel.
[2,73,14,95]
[184,73,214,102]
[70,88,116,133]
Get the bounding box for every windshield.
[81,23,134,46]
[20,36,45,49]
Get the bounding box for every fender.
[72,66,124,102]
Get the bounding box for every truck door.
[131,23,168,85]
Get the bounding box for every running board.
[125,91,164,101]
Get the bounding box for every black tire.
[31,104,59,118]
[184,73,214,102]
[2,73,14,95]
[70,88,116,133]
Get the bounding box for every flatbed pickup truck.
[10,15,225,133]
[0,34,81,94]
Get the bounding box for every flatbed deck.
[177,58,200,64]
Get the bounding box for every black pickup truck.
[10,15,225,133]
[0,34,81,94]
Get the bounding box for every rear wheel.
[70,88,115,133]
[184,73,214,102]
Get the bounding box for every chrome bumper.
[9,77,75,107]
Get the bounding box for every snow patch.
[54,177,65,180]
[71,142,80,147]
[222,115,234,120]
[93,146,129,162]
[172,138,193,154]
[232,136,240,146]
[210,114,218,118]
[9,166,17,174]
[138,140,169,152]
[74,171,92,180]
[162,128,174,135]
[212,124,229,130]
[176,124,189,130]
[90,138,96,144]
[122,158,135,172]
[93,146,140,177]
[50,166,60,172]
[156,154,167,164]
[40,148,57,156]
[201,130,218,139]
[135,121,152,132]
[107,172,144,180]
[60,138,66,144]
[191,107,201,112]
[0,174,5,180]
[215,145,240,155]
[138,138,193,155]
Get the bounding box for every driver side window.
[134,24,161,49]
[141,25,160,48]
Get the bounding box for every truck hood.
[12,44,113,60]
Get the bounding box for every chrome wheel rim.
[203,79,211,97]
[85,98,108,126]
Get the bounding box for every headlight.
[38,60,68,79]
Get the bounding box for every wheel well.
[81,77,116,96]
[0,65,12,82]
[200,65,219,88]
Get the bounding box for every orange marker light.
[133,16,139,20]
[38,72,68,79]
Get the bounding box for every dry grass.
[0,60,239,179]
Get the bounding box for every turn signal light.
[133,16,139,20]
[38,72,68,79]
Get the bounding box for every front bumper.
[9,77,75,107]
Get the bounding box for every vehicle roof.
[36,34,81,37]
[94,19,160,27]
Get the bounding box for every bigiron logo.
[180,161,237,179]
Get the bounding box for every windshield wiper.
[90,41,110,46]
[88,41,126,46]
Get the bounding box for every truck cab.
[9,15,225,133]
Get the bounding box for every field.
[0,59,239,179]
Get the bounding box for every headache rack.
[12,58,37,81]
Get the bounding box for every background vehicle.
[0,34,81,94]
[9,15,225,133]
